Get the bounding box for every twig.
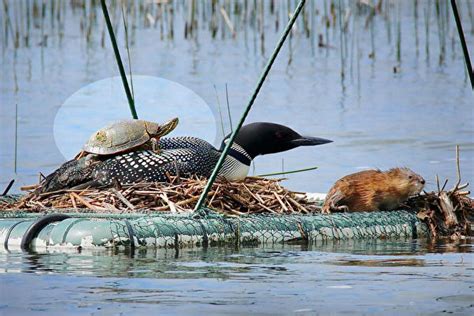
[453,145,461,191]
[436,174,440,193]
[160,192,176,213]
[220,6,236,37]
[111,188,135,210]
[71,192,102,211]
[441,179,449,192]
[69,193,77,209]
[273,191,288,212]
[20,184,40,191]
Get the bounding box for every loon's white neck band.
[219,156,251,181]
[218,141,252,180]
[222,141,252,166]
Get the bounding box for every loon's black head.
[220,122,332,160]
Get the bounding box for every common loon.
[40,122,332,192]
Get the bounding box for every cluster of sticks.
[408,181,472,240]
[408,147,472,240]
[1,176,320,216]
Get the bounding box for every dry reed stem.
[2,176,321,215]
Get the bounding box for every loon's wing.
[91,147,220,186]
[158,137,215,151]
[38,137,219,192]
[38,157,97,193]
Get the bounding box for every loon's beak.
[290,136,333,146]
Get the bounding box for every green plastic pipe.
[194,0,307,211]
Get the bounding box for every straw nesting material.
[1,176,321,215]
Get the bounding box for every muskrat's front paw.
[335,205,349,212]
[321,206,331,214]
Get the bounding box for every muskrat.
[322,167,425,213]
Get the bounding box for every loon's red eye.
[275,131,285,139]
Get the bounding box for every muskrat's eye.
[408,175,413,179]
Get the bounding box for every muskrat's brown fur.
[322,167,425,213]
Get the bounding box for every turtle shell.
[83,118,177,155]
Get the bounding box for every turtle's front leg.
[84,153,100,166]
[151,138,160,154]
[75,150,87,159]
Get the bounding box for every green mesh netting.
[0,205,427,249]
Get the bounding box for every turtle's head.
[146,117,179,139]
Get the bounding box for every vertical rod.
[100,0,138,118]
[1,179,15,196]
[450,0,474,89]
[14,103,18,174]
[194,0,306,211]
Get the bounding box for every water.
[0,240,473,315]
[0,1,473,314]
[0,0,472,194]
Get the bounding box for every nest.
[0,154,471,239]
[407,180,473,240]
[0,176,320,216]
[405,147,474,240]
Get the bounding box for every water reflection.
[1,239,471,277]
[0,239,472,315]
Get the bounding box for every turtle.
[76,117,179,160]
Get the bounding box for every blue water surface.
[0,1,473,315]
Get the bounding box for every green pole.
[100,0,138,119]
[450,0,474,90]
[194,0,306,211]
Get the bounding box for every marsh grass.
[213,84,226,138]
[424,1,431,63]
[121,1,134,99]
[396,2,402,64]
[467,1,474,34]
[257,165,319,177]
[0,1,467,84]
[100,0,137,118]
[225,83,233,133]
[14,103,18,174]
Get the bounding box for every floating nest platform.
[0,177,472,251]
